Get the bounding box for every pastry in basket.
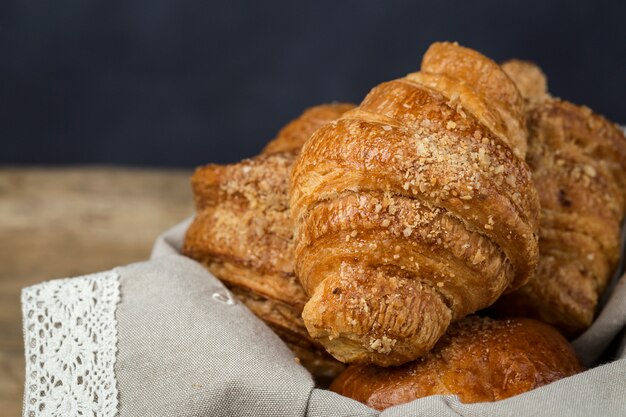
[290,42,540,366]
[330,316,584,409]
[493,60,626,335]
[183,103,354,384]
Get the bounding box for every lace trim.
[22,271,121,417]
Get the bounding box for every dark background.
[2,0,625,167]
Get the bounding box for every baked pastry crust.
[330,316,584,409]
[502,60,549,102]
[183,104,353,383]
[290,42,540,366]
[497,61,626,335]
[262,103,356,155]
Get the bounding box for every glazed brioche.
[496,61,626,335]
[290,42,540,366]
[183,104,354,382]
[330,316,584,409]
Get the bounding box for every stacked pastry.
[183,103,354,384]
[290,42,540,366]
[326,53,624,409]
[494,60,626,335]
[183,42,626,407]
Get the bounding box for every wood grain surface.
[0,166,193,417]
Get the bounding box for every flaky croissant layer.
[495,61,626,335]
[290,42,540,366]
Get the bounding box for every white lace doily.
[22,271,121,417]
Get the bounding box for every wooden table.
[0,166,193,416]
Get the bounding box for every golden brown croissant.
[290,42,540,366]
[330,316,584,409]
[183,103,354,383]
[501,60,548,102]
[262,103,356,155]
[494,61,626,335]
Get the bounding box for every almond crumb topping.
[583,164,597,177]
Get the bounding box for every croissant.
[262,103,356,155]
[183,103,354,383]
[500,60,548,102]
[494,61,626,335]
[330,316,584,409]
[290,42,540,366]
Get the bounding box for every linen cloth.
[22,219,626,416]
